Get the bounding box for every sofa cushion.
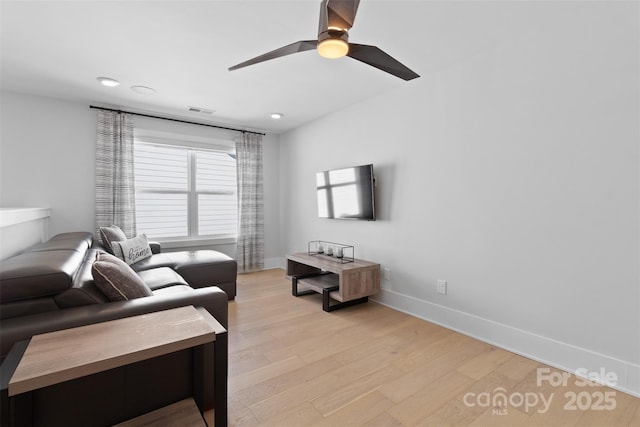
[151,284,194,297]
[130,250,237,299]
[171,251,237,289]
[99,225,127,255]
[131,251,236,282]
[49,232,94,247]
[1,297,61,320]
[91,253,153,301]
[130,253,177,272]
[25,238,90,254]
[55,249,110,308]
[112,233,152,265]
[0,250,86,303]
[137,267,189,291]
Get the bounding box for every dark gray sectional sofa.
[0,231,237,426]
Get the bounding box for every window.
[133,141,237,242]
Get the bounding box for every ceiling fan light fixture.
[317,38,349,59]
[227,0,419,80]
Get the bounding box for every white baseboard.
[372,288,640,398]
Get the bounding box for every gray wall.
[0,91,282,262]
[1,92,96,234]
[278,2,639,395]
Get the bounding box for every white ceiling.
[1,1,543,133]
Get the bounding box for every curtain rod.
[89,105,266,136]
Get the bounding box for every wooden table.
[287,252,380,311]
[1,306,225,426]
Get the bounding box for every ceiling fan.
[228,0,420,81]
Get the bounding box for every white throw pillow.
[113,233,152,265]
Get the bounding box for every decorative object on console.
[308,240,354,264]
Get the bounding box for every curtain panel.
[95,110,137,238]
[236,132,264,272]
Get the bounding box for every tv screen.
[316,164,375,221]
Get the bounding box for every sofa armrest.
[149,241,162,254]
[0,286,229,426]
[0,286,228,361]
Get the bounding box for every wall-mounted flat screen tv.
[316,164,375,221]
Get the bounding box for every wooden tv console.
[286,252,380,312]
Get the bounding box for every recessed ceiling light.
[270,113,283,119]
[97,77,120,87]
[130,85,157,95]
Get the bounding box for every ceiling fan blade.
[318,0,360,33]
[347,43,420,81]
[229,40,318,71]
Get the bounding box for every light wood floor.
[228,269,639,426]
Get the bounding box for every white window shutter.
[134,142,237,240]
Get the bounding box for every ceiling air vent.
[188,106,214,114]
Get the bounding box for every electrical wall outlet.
[383,267,391,281]
[437,280,447,295]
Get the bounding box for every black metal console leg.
[322,287,369,312]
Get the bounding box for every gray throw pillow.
[91,252,153,301]
[112,234,152,265]
[99,225,127,255]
